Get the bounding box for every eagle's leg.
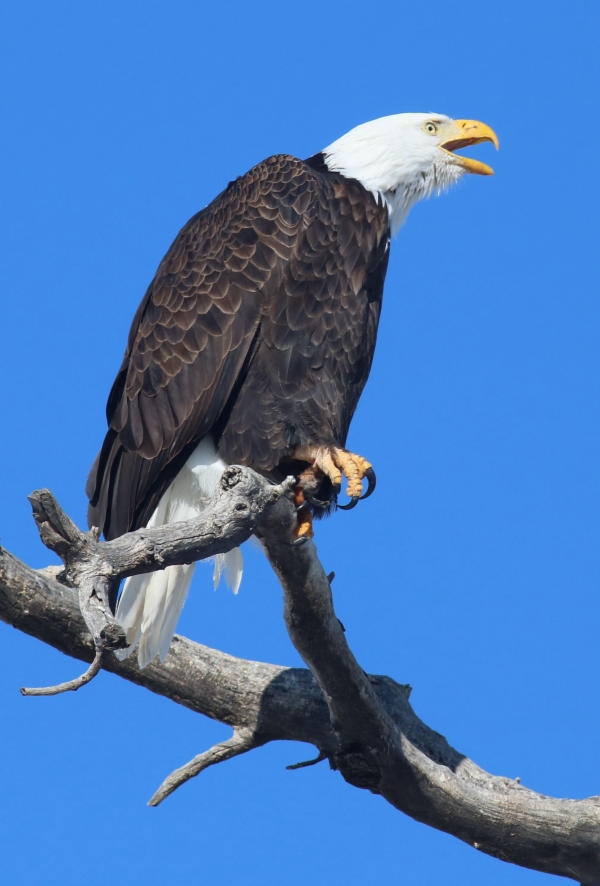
[293,486,314,540]
[293,445,376,510]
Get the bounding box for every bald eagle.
[87,113,498,667]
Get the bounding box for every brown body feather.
[87,154,390,540]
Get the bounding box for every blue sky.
[2,1,598,883]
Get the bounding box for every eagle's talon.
[293,445,376,513]
[361,467,376,500]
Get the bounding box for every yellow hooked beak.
[439,119,499,175]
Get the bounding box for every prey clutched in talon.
[293,445,376,510]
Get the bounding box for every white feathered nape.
[115,437,243,668]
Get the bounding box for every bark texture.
[1,467,599,884]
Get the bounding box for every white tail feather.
[115,438,244,667]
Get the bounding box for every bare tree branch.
[1,470,599,883]
[20,645,104,695]
[20,467,295,695]
[148,728,261,807]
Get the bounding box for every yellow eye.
[425,122,438,135]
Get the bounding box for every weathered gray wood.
[261,501,600,883]
[1,471,599,883]
[27,467,295,649]
[148,728,260,806]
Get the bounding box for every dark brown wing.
[87,156,323,537]
[87,154,390,539]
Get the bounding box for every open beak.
[440,119,499,175]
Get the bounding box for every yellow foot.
[293,445,376,510]
[293,487,314,541]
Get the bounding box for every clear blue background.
[2,2,598,883]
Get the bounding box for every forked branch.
[21,467,295,695]
[0,468,599,882]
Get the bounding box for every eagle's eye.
[424,122,438,135]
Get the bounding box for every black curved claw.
[338,496,359,511]
[360,467,376,501]
[288,535,309,547]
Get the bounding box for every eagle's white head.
[322,113,498,235]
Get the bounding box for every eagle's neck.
[305,151,399,234]
[318,119,461,235]
[317,148,437,236]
